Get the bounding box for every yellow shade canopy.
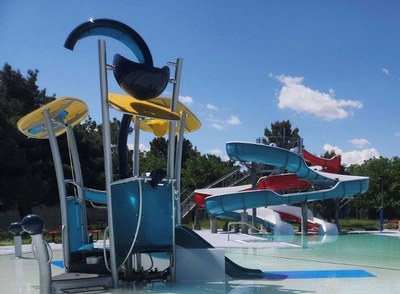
[17,97,89,139]
[108,93,180,121]
[139,97,201,137]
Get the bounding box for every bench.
[48,230,62,243]
[387,219,399,229]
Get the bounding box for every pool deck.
[1,229,400,293]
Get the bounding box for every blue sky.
[1,1,399,166]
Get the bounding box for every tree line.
[1,64,399,221]
[0,64,235,218]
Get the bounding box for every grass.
[339,218,380,231]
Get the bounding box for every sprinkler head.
[21,214,44,235]
[8,222,24,236]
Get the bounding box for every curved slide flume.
[205,142,368,217]
[302,149,341,174]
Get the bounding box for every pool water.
[226,233,400,272]
[109,233,400,293]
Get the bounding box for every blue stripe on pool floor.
[51,260,64,268]
[264,269,376,280]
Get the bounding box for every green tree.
[347,157,400,219]
[73,117,106,190]
[139,137,201,176]
[0,64,56,217]
[263,120,300,149]
[182,154,236,191]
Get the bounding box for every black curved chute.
[64,18,153,66]
[64,19,156,179]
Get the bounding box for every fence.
[0,205,107,232]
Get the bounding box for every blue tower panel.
[67,197,85,252]
[111,179,173,269]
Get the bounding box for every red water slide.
[302,149,341,173]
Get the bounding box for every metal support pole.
[301,202,308,234]
[298,137,303,156]
[379,176,384,232]
[66,126,84,200]
[241,211,248,234]
[133,117,140,177]
[13,236,22,258]
[174,112,186,224]
[210,216,218,233]
[251,162,257,233]
[167,58,182,283]
[98,39,118,287]
[32,234,52,294]
[66,126,88,244]
[334,198,340,232]
[42,109,70,270]
[167,58,183,178]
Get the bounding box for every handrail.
[180,167,250,220]
[227,221,260,241]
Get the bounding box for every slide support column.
[301,202,308,234]
[241,211,248,234]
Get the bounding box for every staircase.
[180,167,251,222]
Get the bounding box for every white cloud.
[209,121,225,130]
[128,143,150,152]
[272,74,363,120]
[395,132,400,137]
[207,149,230,161]
[208,115,241,130]
[382,68,390,76]
[179,95,193,105]
[323,143,343,155]
[227,115,241,125]
[348,138,370,148]
[139,143,150,152]
[206,103,219,110]
[323,143,379,166]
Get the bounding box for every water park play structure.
[13,19,268,293]
[11,19,369,293]
[194,142,368,235]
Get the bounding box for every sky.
[1,1,400,166]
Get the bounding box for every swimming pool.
[2,232,400,293]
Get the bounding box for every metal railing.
[180,167,250,221]
[227,221,261,241]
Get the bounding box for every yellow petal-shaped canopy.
[108,93,180,121]
[139,97,201,137]
[17,97,89,139]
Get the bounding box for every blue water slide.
[226,142,335,188]
[206,180,367,216]
[205,142,369,217]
